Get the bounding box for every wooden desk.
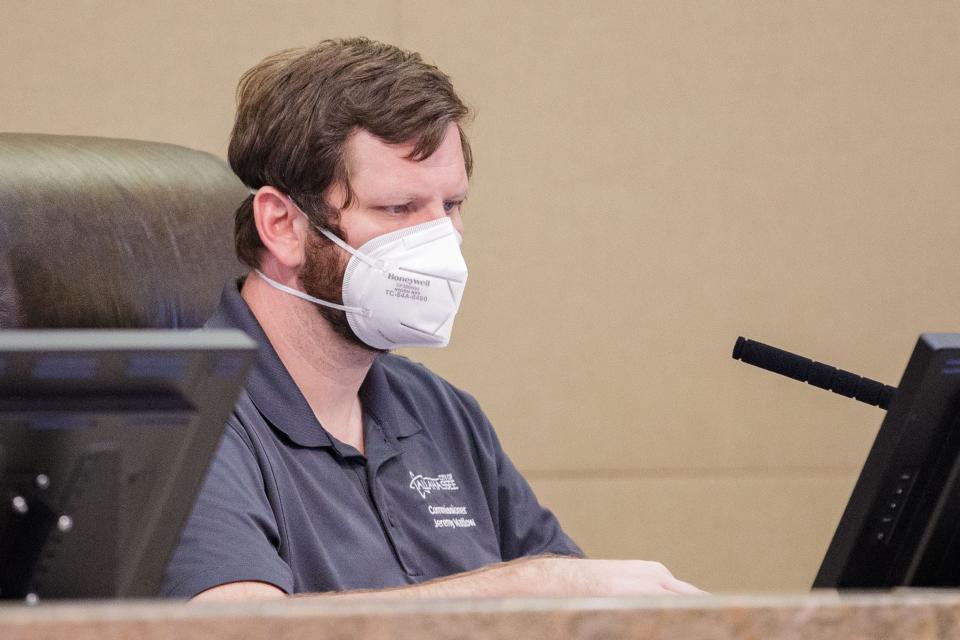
[3,591,960,639]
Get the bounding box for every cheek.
[339,212,386,247]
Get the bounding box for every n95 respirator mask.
[257,214,468,351]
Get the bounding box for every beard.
[298,229,382,353]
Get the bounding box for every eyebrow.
[366,190,469,203]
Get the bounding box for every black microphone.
[732,337,897,410]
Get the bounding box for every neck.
[242,272,377,453]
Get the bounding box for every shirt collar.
[207,278,421,448]
[360,359,422,439]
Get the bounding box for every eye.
[379,203,413,215]
[443,200,464,214]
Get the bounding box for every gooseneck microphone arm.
[732,337,897,410]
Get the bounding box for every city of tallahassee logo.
[409,471,459,499]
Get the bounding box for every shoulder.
[373,354,507,479]
[373,354,496,452]
[224,389,261,444]
[216,389,273,464]
[376,353,485,416]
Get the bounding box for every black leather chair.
[0,133,246,329]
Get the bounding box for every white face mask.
[254,200,468,350]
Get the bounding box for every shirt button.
[388,514,397,527]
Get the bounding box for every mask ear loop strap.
[253,270,372,318]
[249,188,384,270]
[314,224,385,271]
[246,189,377,317]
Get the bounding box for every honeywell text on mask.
[388,273,430,287]
[386,272,429,303]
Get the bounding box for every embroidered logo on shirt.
[408,471,459,499]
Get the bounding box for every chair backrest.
[0,133,246,328]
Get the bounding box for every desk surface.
[4,591,960,640]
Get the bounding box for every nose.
[407,199,463,234]
[423,201,448,221]
[410,202,455,226]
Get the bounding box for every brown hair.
[229,37,473,268]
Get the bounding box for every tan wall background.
[2,0,958,592]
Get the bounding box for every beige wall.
[3,1,959,592]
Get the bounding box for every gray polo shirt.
[160,279,581,597]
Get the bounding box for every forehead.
[344,123,468,198]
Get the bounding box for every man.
[161,37,701,600]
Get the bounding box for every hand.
[191,557,707,601]
[527,557,707,596]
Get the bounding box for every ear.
[251,187,310,272]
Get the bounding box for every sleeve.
[493,438,586,561]
[159,420,294,598]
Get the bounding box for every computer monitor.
[0,330,255,600]
[815,333,960,588]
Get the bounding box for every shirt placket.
[365,417,422,578]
